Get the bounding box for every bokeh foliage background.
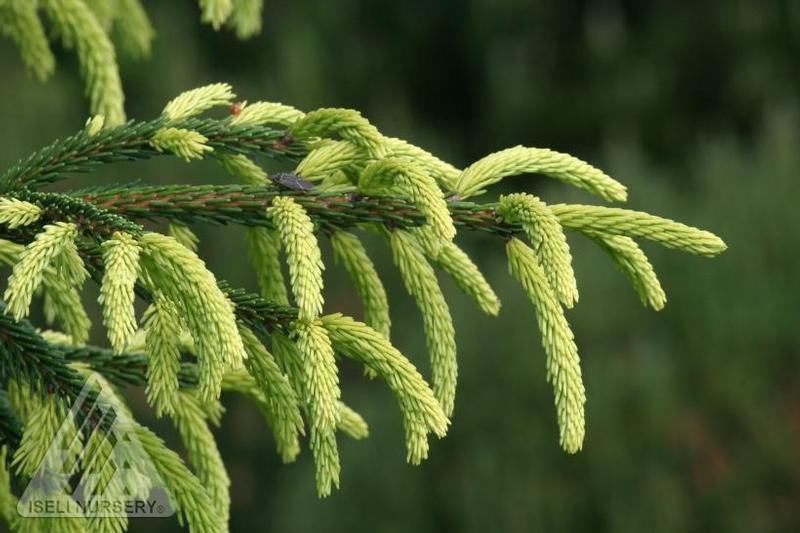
[1,1,798,531]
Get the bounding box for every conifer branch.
[0,118,303,192]
[0,79,727,528]
[75,184,727,257]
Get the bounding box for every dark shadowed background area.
[1,1,798,531]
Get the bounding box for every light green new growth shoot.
[0,1,263,120]
[322,314,449,464]
[293,319,341,496]
[244,227,290,304]
[0,0,55,81]
[337,402,369,440]
[290,108,387,159]
[0,198,41,229]
[144,297,183,417]
[219,154,269,185]
[239,326,304,462]
[388,230,458,417]
[228,0,265,39]
[589,233,667,310]
[550,204,727,256]
[330,231,391,338]
[171,392,231,528]
[162,82,235,121]
[139,232,245,401]
[361,159,456,250]
[506,237,585,453]
[99,231,140,353]
[455,145,627,201]
[41,0,125,125]
[168,223,200,253]
[4,222,80,320]
[268,196,325,320]
[150,128,213,162]
[135,425,223,533]
[498,193,578,307]
[432,241,500,316]
[230,100,305,127]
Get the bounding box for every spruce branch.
[0,118,303,192]
[0,82,728,525]
[77,184,727,258]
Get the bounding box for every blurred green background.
[2,1,799,531]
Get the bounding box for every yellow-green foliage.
[295,140,363,181]
[506,237,585,453]
[135,425,223,533]
[230,100,305,127]
[388,230,458,417]
[268,332,305,394]
[0,81,728,528]
[99,231,141,353]
[144,297,183,417]
[0,198,41,229]
[219,153,269,185]
[53,232,88,289]
[83,114,105,136]
[239,326,304,461]
[228,0,264,39]
[139,232,245,401]
[0,238,90,344]
[268,197,325,320]
[168,223,200,253]
[361,159,456,250]
[41,273,91,345]
[11,396,66,478]
[16,496,85,533]
[383,136,460,190]
[293,319,341,496]
[84,0,113,29]
[150,127,213,162]
[3,222,80,320]
[498,193,578,307]
[0,3,261,120]
[41,0,125,125]
[244,227,290,304]
[113,0,154,58]
[81,429,129,533]
[0,0,55,81]
[199,0,233,29]
[589,233,667,310]
[336,402,369,440]
[162,82,235,121]
[0,447,17,528]
[330,231,391,338]
[432,241,500,316]
[290,108,387,159]
[321,314,449,464]
[455,145,628,201]
[0,239,22,266]
[171,392,231,529]
[550,204,727,256]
